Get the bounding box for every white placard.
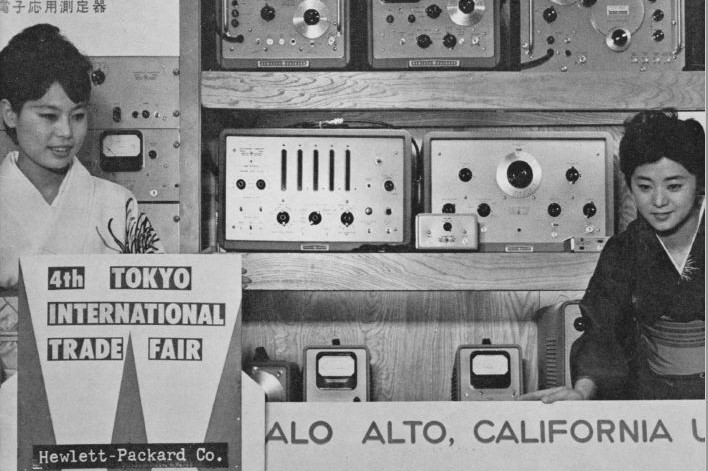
[18,254,242,471]
[0,0,179,56]
[264,400,706,471]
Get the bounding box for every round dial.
[496,151,542,198]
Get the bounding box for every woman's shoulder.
[600,217,655,261]
[611,217,652,243]
[73,160,137,207]
[89,173,135,202]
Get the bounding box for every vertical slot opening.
[345,149,351,191]
[297,149,303,191]
[313,149,319,191]
[281,149,287,191]
[329,149,335,191]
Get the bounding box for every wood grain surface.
[240,253,599,291]
[202,71,705,111]
[242,290,549,400]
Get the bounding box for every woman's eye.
[73,113,86,121]
[667,184,683,191]
[40,114,57,121]
[637,184,651,191]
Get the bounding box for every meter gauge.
[99,130,144,172]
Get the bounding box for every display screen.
[316,352,357,389]
[469,351,511,389]
[472,353,509,375]
[318,354,355,377]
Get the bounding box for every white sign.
[18,254,242,470]
[263,400,706,471]
[0,0,179,56]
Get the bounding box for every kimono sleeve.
[570,235,637,399]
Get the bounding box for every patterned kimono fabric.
[0,151,162,289]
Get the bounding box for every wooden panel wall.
[242,290,585,400]
[201,71,705,110]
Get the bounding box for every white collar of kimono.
[3,151,78,208]
[656,196,705,275]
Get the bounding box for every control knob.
[426,4,442,18]
[309,211,322,225]
[417,34,432,49]
[507,160,534,189]
[341,211,354,227]
[477,203,491,217]
[304,8,320,25]
[565,166,580,184]
[90,68,106,85]
[260,4,276,21]
[608,29,630,51]
[458,167,472,182]
[443,33,457,49]
[458,0,475,14]
[543,6,557,23]
[583,202,597,218]
[573,317,588,332]
[547,203,562,217]
[276,211,290,226]
[442,203,456,214]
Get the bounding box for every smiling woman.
[0,23,164,289]
[521,110,705,403]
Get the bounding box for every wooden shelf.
[240,252,599,291]
[201,71,704,111]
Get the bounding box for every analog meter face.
[99,131,143,171]
[102,132,141,157]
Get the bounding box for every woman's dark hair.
[619,109,705,187]
[0,24,92,143]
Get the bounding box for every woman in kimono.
[522,110,705,402]
[0,24,164,468]
[0,23,163,290]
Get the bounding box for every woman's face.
[1,82,87,172]
[630,157,700,235]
